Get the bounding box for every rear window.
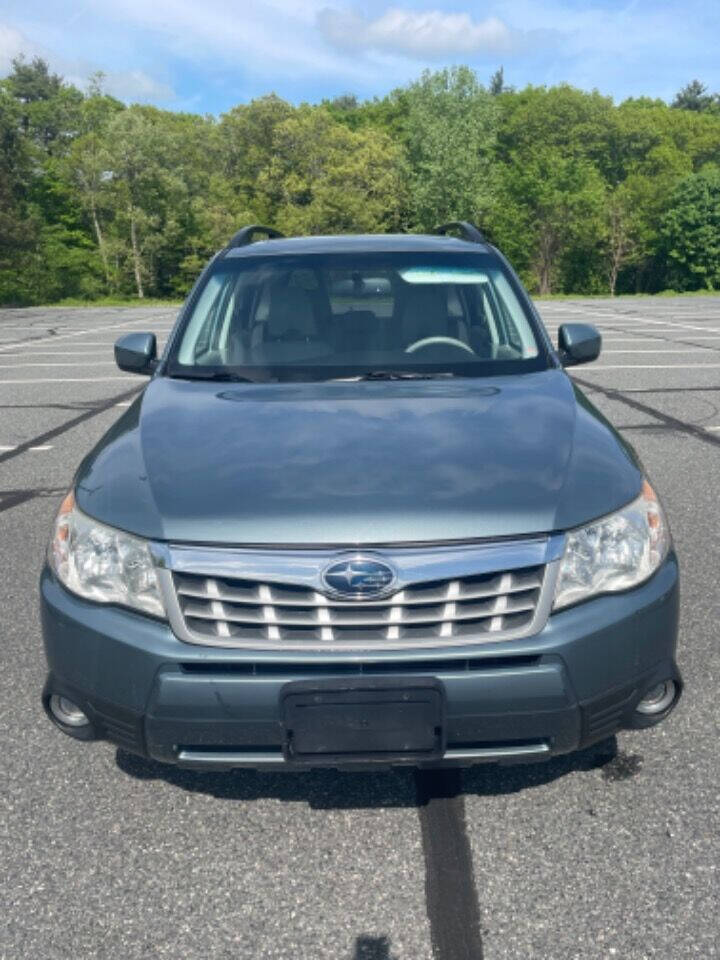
[328,273,394,316]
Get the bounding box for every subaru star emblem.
[322,556,397,599]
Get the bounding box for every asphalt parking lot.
[1,297,718,960]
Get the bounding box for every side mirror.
[115,333,157,375]
[558,323,601,367]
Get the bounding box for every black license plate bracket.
[280,677,446,764]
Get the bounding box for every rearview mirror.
[115,333,157,375]
[557,324,601,367]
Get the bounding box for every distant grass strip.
[46,296,183,308]
[47,290,719,308]
[535,289,720,301]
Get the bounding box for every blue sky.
[1,1,718,114]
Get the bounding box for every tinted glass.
[168,252,548,381]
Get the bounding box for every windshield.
[167,252,548,382]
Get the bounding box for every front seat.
[397,284,450,349]
[251,286,329,363]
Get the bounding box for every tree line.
[1,58,720,304]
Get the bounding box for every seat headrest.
[267,287,316,337]
[400,284,449,342]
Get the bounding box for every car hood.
[75,371,642,545]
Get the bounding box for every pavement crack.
[0,486,67,515]
[0,385,141,467]
[415,769,483,960]
[604,386,720,394]
[599,323,720,355]
[573,376,720,449]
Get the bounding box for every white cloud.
[2,0,719,108]
[61,68,175,103]
[102,70,175,102]
[317,7,516,58]
[92,0,371,81]
[0,19,176,102]
[0,22,41,71]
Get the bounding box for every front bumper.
[40,553,681,769]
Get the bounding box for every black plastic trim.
[228,225,284,248]
[433,221,486,243]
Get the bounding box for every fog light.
[49,694,90,728]
[636,680,676,716]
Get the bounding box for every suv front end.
[39,225,682,770]
[41,489,681,770]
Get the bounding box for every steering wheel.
[405,336,476,356]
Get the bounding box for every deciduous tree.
[401,67,497,230]
[662,166,720,290]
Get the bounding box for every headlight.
[49,491,165,617]
[554,480,670,610]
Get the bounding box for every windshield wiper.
[335,370,458,382]
[168,371,267,384]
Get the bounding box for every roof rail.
[433,221,486,243]
[228,225,284,248]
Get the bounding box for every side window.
[196,280,236,356]
[178,274,226,363]
[488,269,539,358]
[481,280,521,351]
[478,284,500,345]
[214,287,238,354]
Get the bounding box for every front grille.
[172,565,545,646]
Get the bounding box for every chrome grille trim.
[172,567,544,607]
[154,535,564,651]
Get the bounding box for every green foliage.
[493,147,606,294]
[219,94,294,222]
[661,166,720,290]
[260,107,404,234]
[489,67,508,96]
[3,58,720,303]
[0,87,35,255]
[672,80,720,115]
[400,67,497,230]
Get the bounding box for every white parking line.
[705,425,720,431]
[0,330,171,338]
[0,338,170,353]
[0,444,53,451]
[601,349,715,354]
[568,311,720,336]
[5,340,134,357]
[0,322,174,328]
[0,316,175,354]
[543,324,718,334]
[9,343,140,349]
[574,363,720,370]
[599,336,720,342]
[0,361,117,368]
[0,377,139,384]
[0,351,114,357]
